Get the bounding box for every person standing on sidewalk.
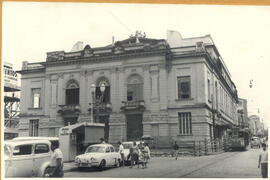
[173,141,179,160]
[49,141,64,177]
[118,141,125,166]
[144,142,151,164]
[129,141,139,168]
[258,143,268,178]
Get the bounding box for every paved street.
[64,147,262,178]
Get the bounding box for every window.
[207,79,211,101]
[110,146,115,152]
[177,76,191,99]
[215,82,218,109]
[220,87,223,110]
[127,77,143,101]
[13,145,32,156]
[178,112,192,135]
[66,81,79,105]
[105,147,110,153]
[32,88,41,108]
[35,144,49,154]
[29,119,39,136]
[95,86,110,103]
[127,91,133,101]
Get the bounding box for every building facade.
[249,115,264,136]
[237,98,249,128]
[18,31,239,146]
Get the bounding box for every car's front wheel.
[99,160,106,171]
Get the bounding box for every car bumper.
[75,161,100,168]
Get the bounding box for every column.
[118,68,126,108]
[79,70,87,114]
[110,68,118,112]
[51,82,57,107]
[44,75,51,115]
[143,65,150,110]
[57,73,64,105]
[159,64,168,110]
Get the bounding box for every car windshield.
[85,146,105,153]
[123,143,133,149]
[4,144,12,156]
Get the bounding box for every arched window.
[127,74,143,101]
[66,80,79,105]
[95,78,110,103]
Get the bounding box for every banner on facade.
[4,62,19,90]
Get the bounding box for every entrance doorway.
[98,115,109,142]
[126,114,143,141]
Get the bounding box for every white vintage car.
[4,139,52,177]
[75,144,121,170]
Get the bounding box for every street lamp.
[91,84,96,123]
[96,83,106,123]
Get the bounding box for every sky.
[2,2,270,127]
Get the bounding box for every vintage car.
[4,139,52,177]
[12,136,59,145]
[75,144,121,170]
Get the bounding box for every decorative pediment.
[113,42,125,54]
[83,45,94,57]
[46,51,65,61]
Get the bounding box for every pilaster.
[159,64,168,110]
[79,70,87,114]
[44,75,51,115]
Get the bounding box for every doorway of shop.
[98,115,110,143]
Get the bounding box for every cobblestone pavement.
[64,147,262,178]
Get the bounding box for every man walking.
[49,141,64,177]
[258,143,268,178]
[173,141,179,160]
[118,141,125,166]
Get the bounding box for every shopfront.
[59,122,105,162]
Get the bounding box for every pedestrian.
[118,141,125,166]
[49,141,64,177]
[172,141,179,160]
[138,141,144,151]
[100,138,106,144]
[144,142,151,164]
[258,143,268,178]
[137,150,147,169]
[129,141,139,168]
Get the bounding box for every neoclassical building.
[18,31,239,145]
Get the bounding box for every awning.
[59,122,105,135]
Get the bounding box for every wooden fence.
[150,138,229,157]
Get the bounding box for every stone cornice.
[45,50,167,67]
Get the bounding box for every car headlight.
[75,157,81,163]
[91,157,97,161]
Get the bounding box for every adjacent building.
[249,115,264,136]
[237,98,249,128]
[18,30,239,147]
[4,62,20,139]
